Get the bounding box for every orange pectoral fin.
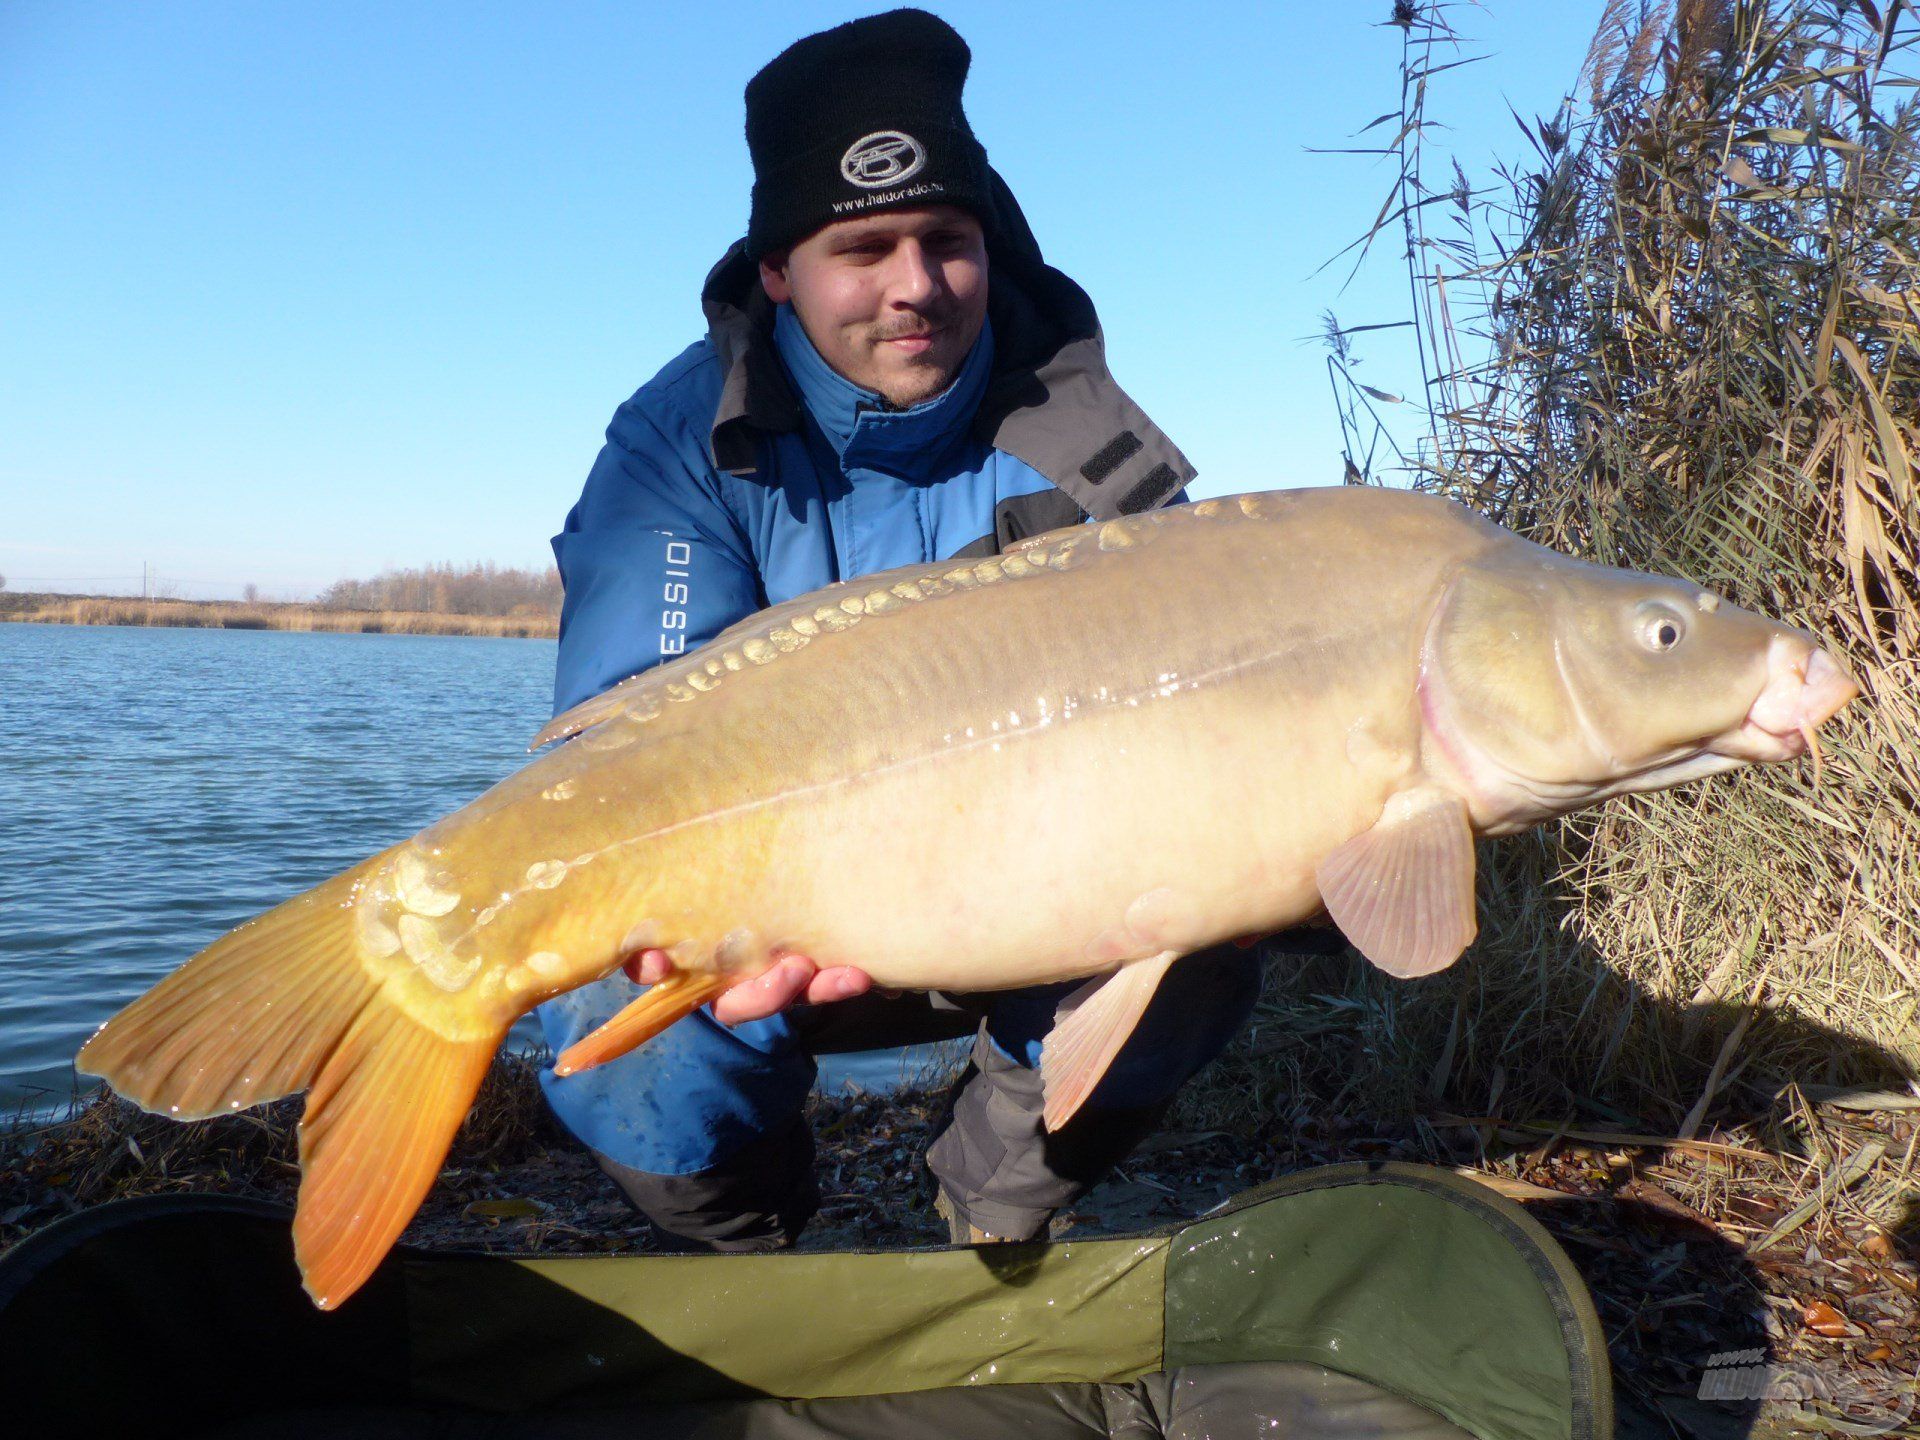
[1316,786,1478,979]
[553,970,730,1077]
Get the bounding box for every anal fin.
[1315,786,1478,979]
[553,970,729,1077]
[1040,952,1178,1132]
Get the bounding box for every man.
[538,8,1265,1252]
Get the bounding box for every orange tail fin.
[295,1002,495,1308]
[77,860,504,1310]
[553,970,729,1077]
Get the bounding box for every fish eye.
[1637,604,1687,652]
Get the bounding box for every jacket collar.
[770,302,994,474]
[699,168,1194,521]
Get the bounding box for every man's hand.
[622,949,873,1025]
[623,926,1282,1026]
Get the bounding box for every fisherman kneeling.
[539,9,1273,1251]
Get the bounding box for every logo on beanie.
[840,131,927,189]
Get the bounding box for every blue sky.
[1,2,1602,598]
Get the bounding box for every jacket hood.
[698,167,1194,522]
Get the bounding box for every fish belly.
[666,656,1423,995]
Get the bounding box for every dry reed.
[1,593,556,639]
[1289,0,1920,1134]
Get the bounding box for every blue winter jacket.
[537,219,1200,1173]
[550,306,1060,717]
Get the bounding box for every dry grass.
[1308,0,1920,1136]
[0,592,557,638]
[1261,14,1920,1406]
[1169,936,1920,1422]
[7,1043,1914,1423]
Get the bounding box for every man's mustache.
[868,312,956,342]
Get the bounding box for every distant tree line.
[317,562,562,618]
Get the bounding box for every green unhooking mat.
[0,1161,1611,1440]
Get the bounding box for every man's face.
[759,205,988,409]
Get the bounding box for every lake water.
[0,624,953,1117]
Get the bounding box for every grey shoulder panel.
[983,343,1192,520]
[699,241,799,476]
[976,249,1195,522]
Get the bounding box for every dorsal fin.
[529,575,861,750]
[526,497,1308,750]
[528,533,1091,750]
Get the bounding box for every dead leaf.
[1451,1168,1568,1201]
[1802,1299,1851,1337]
[1798,1085,1920,1112]
[1619,1178,1719,1233]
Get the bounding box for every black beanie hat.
[744,8,994,260]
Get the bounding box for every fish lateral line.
[574,638,1300,873]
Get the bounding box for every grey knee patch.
[925,1025,1166,1240]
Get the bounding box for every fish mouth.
[1710,638,1860,768]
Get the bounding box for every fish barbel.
[77,488,1858,1307]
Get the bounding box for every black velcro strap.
[1117,463,1180,514]
[1079,431,1143,484]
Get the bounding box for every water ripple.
[0,624,555,1111]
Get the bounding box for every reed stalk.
[1293,0,1920,1129]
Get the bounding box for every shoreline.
[0,592,557,639]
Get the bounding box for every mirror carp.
[78,488,1859,1307]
